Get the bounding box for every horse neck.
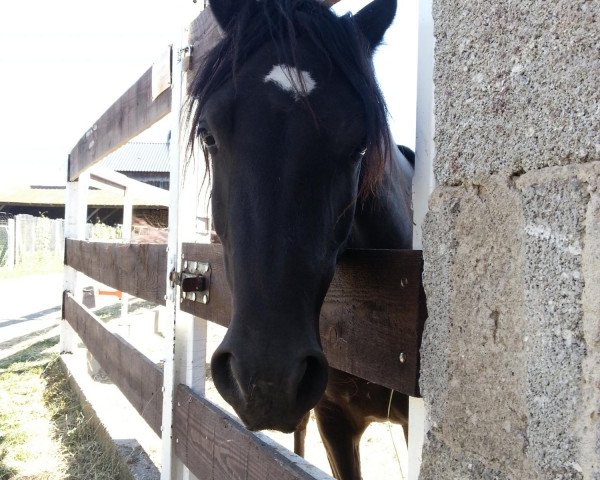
[348,144,414,250]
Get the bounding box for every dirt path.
[0,273,63,360]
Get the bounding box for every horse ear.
[353,0,397,50]
[210,0,244,31]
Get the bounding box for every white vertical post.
[122,188,133,242]
[6,218,15,269]
[14,215,21,266]
[173,148,208,480]
[409,0,435,478]
[412,0,436,250]
[161,29,207,480]
[61,171,90,353]
[120,188,133,329]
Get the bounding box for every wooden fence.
[61,5,429,480]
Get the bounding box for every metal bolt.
[400,278,408,288]
[202,294,208,304]
[183,261,188,270]
[191,293,196,302]
[189,261,198,272]
[399,352,406,364]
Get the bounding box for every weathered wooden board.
[64,240,167,306]
[180,244,427,397]
[321,249,427,396]
[173,385,329,480]
[68,67,172,181]
[181,243,232,327]
[63,293,163,435]
[187,8,224,92]
[65,240,426,395]
[152,46,172,101]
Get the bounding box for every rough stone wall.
[420,1,600,479]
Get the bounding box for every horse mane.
[186,0,391,198]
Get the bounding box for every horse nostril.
[211,350,243,404]
[295,353,329,411]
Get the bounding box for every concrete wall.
[419,1,599,478]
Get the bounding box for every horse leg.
[294,412,310,457]
[314,399,365,480]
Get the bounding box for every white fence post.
[409,0,435,478]
[161,28,207,479]
[14,215,22,266]
[6,218,15,269]
[61,171,90,353]
[120,188,133,327]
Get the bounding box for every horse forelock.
[186,0,391,200]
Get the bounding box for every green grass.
[0,255,63,280]
[0,337,125,479]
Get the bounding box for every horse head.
[188,0,397,432]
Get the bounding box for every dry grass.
[0,337,125,479]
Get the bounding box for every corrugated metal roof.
[100,142,170,172]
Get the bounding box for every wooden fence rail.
[173,385,327,480]
[62,292,328,479]
[67,8,223,182]
[64,240,426,396]
[63,293,164,435]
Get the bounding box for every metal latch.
[169,261,211,304]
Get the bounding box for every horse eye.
[199,129,217,149]
[204,135,216,147]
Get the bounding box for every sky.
[0,0,417,187]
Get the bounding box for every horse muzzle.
[211,341,329,432]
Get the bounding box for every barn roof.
[100,142,169,172]
[0,184,167,208]
[0,142,170,208]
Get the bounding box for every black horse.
[187,0,412,477]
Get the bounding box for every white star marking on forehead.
[264,64,316,100]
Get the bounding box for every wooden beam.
[321,249,427,397]
[64,240,167,306]
[187,8,224,92]
[68,67,172,181]
[63,293,163,435]
[64,240,426,395]
[173,385,331,480]
[180,244,427,397]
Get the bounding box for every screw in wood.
[399,352,406,364]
